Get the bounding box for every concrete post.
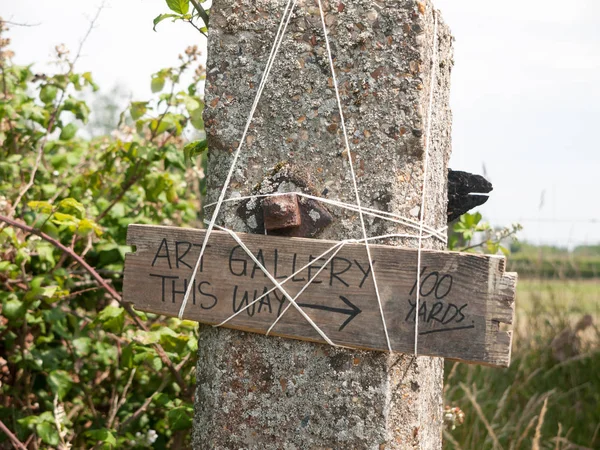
[193,0,453,448]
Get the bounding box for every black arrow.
[297,295,362,331]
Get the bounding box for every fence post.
[193,0,453,447]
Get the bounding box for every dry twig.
[459,382,502,450]
[0,418,28,450]
[532,396,549,450]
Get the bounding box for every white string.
[217,224,337,346]
[213,223,442,327]
[203,219,444,347]
[214,240,345,326]
[266,242,348,335]
[175,3,442,359]
[414,12,439,356]
[178,0,298,319]
[205,192,448,243]
[316,0,392,352]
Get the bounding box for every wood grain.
[123,224,518,367]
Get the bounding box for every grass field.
[443,279,599,449]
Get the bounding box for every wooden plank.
[123,224,518,367]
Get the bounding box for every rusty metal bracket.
[263,193,333,238]
[263,194,302,231]
[237,163,333,238]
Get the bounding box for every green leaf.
[77,218,103,237]
[39,182,56,196]
[36,421,60,446]
[150,113,182,136]
[168,405,193,431]
[130,101,148,120]
[150,356,163,371]
[35,241,56,265]
[110,202,126,218]
[166,0,190,15]
[0,227,18,246]
[63,96,90,123]
[136,327,191,352]
[69,73,81,89]
[97,305,125,333]
[166,185,179,203]
[135,118,147,135]
[15,247,31,266]
[3,298,27,320]
[165,146,186,170]
[132,347,151,366]
[48,370,73,400]
[150,118,168,135]
[447,234,458,251]
[154,392,175,408]
[60,122,78,141]
[72,337,92,356]
[134,328,171,346]
[6,154,22,163]
[39,285,59,300]
[82,72,99,91]
[183,139,207,162]
[486,240,499,254]
[59,198,86,218]
[85,429,117,446]
[190,107,204,129]
[28,200,54,214]
[121,344,134,368]
[153,13,180,31]
[151,75,166,93]
[18,414,40,429]
[187,336,198,352]
[163,332,190,353]
[23,276,59,302]
[21,101,48,124]
[181,94,201,114]
[0,261,16,272]
[52,212,80,231]
[40,84,58,104]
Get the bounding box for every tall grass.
[443,279,599,449]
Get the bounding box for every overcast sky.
[4,0,599,248]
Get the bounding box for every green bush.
[0,18,207,448]
[507,254,600,279]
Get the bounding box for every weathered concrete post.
[193,0,453,448]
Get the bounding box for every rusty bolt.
[262,194,302,231]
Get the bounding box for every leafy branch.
[0,213,189,395]
[5,4,104,220]
[449,212,522,255]
[118,354,191,433]
[0,9,205,447]
[190,0,210,28]
[153,0,209,36]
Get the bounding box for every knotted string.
[178,2,441,356]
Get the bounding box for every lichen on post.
[193,0,454,448]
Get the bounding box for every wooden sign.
[123,224,517,367]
